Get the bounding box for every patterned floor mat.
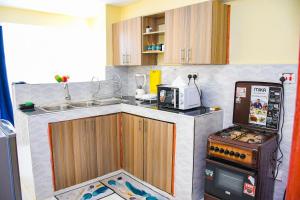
[55,182,114,200]
[55,172,170,200]
[101,173,169,200]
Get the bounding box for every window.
[3,22,106,86]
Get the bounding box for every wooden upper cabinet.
[112,17,142,66]
[143,118,175,194]
[164,6,189,64]
[164,0,229,65]
[121,113,144,180]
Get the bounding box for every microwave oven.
[157,84,201,110]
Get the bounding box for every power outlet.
[280,73,296,84]
[192,72,199,80]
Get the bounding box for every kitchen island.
[12,83,223,200]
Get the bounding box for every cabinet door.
[72,118,98,184]
[121,113,144,180]
[143,118,175,194]
[95,114,121,176]
[49,121,76,190]
[164,6,189,64]
[127,17,142,66]
[188,2,213,64]
[113,21,127,65]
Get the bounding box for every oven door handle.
[173,88,177,109]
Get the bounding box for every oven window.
[215,169,244,195]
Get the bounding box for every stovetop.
[215,126,274,144]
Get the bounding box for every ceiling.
[0,0,138,17]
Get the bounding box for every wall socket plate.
[280,73,296,84]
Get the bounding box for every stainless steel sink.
[69,100,101,108]
[40,104,75,112]
[39,98,122,113]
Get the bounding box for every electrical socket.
[280,73,296,84]
[192,72,199,80]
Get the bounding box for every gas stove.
[216,127,271,144]
[207,126,277,168]
[205,82,283,200]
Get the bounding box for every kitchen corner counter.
[14,101,223,200]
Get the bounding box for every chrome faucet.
[63,83,71,101]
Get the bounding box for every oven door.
[158,86,179,109]
[205,159,257,200]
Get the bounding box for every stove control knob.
[210,146,215,151]
[214,147,219,152]
[234,152,240,157]
[229,151,235,156]
[224,150,229,155]
[240,154,246,159]
[219,148,224,153]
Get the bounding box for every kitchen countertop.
[20,96,212,117]
[14,96,223,200]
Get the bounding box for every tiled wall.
[106,64,298,200]
[12,80,120,107]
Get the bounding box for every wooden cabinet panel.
[164,7,188,64]
[49,121,76,190]
[72,118,97,184]
[95,114,121,176]
[112,17,141,66]
[164,1,229,65]
[143,118,174,194]
[112,22,122,65]
[127,17,142,66]
[211,0,229,64]
[188,2,213,64]
[121,113,144,180]
[50,114,121,191]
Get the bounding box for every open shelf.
[142,12,165,65]
[142,51,164,54]
[143,31,165,35]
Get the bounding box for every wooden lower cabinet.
[121,113,144,180]
[95,115,121,176]
[143,118,175,194]
[121,113,175,194]
[49,113,175,194]
[72,118,97,184]
[49,114,121,191]
[49,121,76,190]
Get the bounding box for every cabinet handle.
[122,54,126,64]
[180,49,185,64]
[127,54,130,64]
[186,48,191,63]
